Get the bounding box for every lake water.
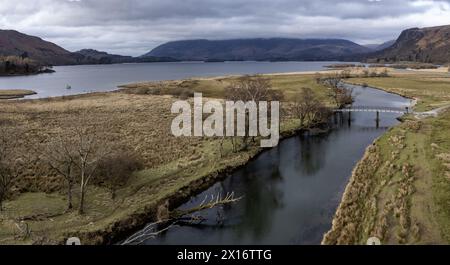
[0,61,354,99]
[136,84,411,245]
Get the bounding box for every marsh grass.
[0,74,328,244]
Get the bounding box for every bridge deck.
[334,106,408,114]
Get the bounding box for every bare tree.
[96,148,143,200]
[224,75,284,150]
[321,73,354,108]
[41,136,76,211]
[0,127,23,211]
[72,127,108,215]
[314,72,323,84]
[293,87,330,128]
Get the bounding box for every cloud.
[1,0,450,56]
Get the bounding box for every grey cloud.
[1,0,450,55]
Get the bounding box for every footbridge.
[333,105,410,127]
[334,106,410,114]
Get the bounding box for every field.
[323,70,450,244]
[0,74,322,244]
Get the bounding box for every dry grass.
[323,113,450,245]
[0,74,326,244]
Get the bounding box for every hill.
[364,40,396,51]
[0,29,76,65]
[143,38,372,61]
[369,25,450,64]
[0,30,178,66]
[73,49,135,64]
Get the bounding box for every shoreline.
[0,89,37,99]
[322,76,450,244]
[0,71,414,245]
[74,125,306,245]
[322,80,414,245]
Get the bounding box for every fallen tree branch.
[121,192,241,245]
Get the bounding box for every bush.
[96,148,144,199]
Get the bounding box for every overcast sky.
[1,0,450,56]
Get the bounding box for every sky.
[1,0,450,56]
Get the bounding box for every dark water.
[0,61,357,99]
[141,85,411,245]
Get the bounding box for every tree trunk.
[67,181,73,210]
[111,189,116,200]
[78,185,85,215]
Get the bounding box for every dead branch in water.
[121,192,241,245]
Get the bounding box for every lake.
[0,61,356,99]
[133,84,411,245]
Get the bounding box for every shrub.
[96,148,144,200]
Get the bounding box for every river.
[0,61,409,244]
[0,61,357,99]
[138,84,411,245]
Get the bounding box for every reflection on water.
[141,85,410,245]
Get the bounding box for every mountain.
[376,40,396,51]
[0,30,178,66]
[369,25,450,64]
[74,49,135,64]
[364,40,396,51]
[143,38,372,61]
[0,29,77,65]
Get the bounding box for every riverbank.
[0,73,328,245]
[323,71,450,244]
[0,89,37,99]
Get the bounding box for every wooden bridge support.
[348,111,352,127]
[375,111,380,128]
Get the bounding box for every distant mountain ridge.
[144,38,372,61]
[0,29,76,65]
[0,30,177,66]
[364,40,396,51]
[369,25,450,64]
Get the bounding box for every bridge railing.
[335,105,409,113]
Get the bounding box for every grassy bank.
[0,89,37,99]
[323,71,450,244]
[0,73,326,245]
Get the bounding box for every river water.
[140,84,411,245]
[0,61,409,244]
[0,61,356,99]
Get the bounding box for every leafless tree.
[321,73,354,108]
[0,127,23,211]
[293,87,331,129]
[96,148,143,200]
[314,72,323,84]
[224,75,284,150]
[41,136,76,211]
[72,126,108,215]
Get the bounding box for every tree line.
[0,55,54,76]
